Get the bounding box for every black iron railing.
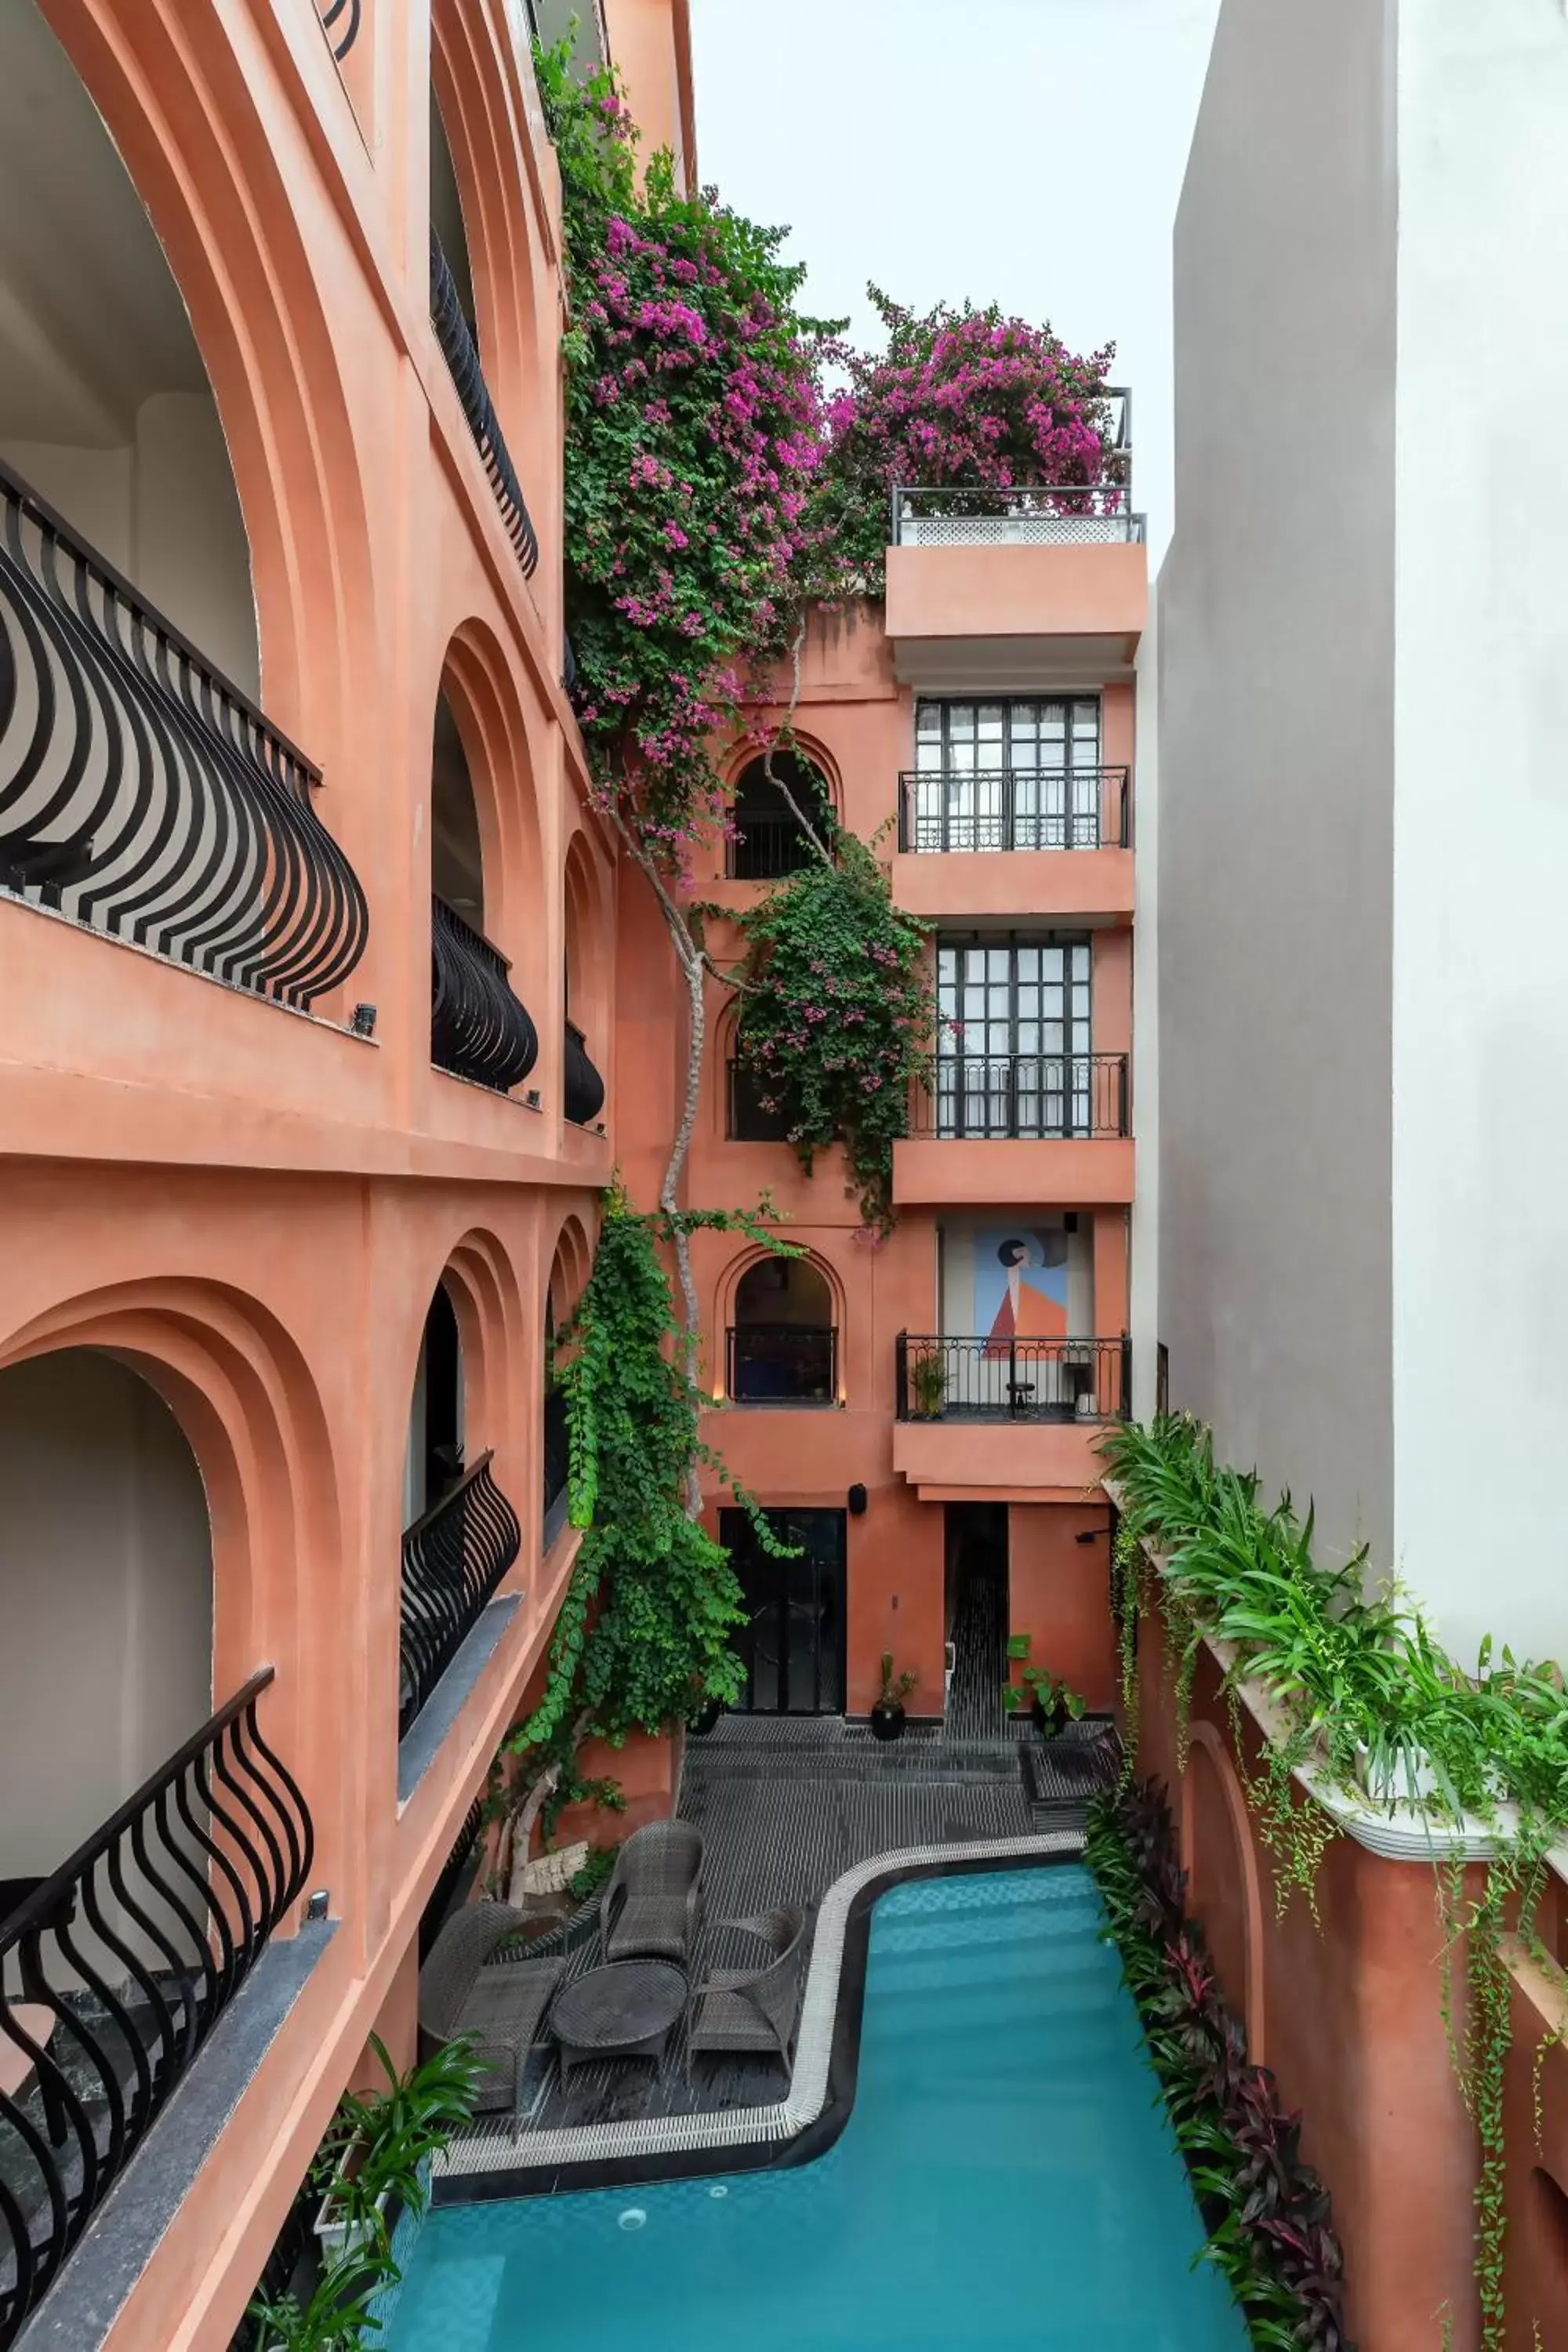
[0,1671,312,2347]
[399,1452,522,1740]
[897,767,1130,853]
[0,460,368,1011]
[891,401,1140,546]
[913,1052,1129,1140]
[726,1059,799,1142]
[430,895,539,1094]
[563,1019,604,1127]
[543,1383,570,1544]
[316,0,360,60]
[429,231,539,579]
[726,1324,837,1406]
[724,813,816,881]
[895,1333,1130,1424]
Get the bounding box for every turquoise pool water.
[388,1866,1247,2350]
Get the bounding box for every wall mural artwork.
[975,1228,1069,1351]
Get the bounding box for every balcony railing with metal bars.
[724,812,817,880]
[315,0,361,60]
[430,895,539,1094]
[0,459,368,1010]
[726,1324,837,1406]
[543,1383,571,1548]
[399,1452,522,1740]
[897,767,1131,854]
[912,1052,1129,1141]
[895,1332,1131,1424]
[891,400,1141,547]
[564,1019,605,1127]
[429,231,539,579]
[0,1669,312,2348]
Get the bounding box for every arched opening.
[729,1255,837,1406]
[429,681,538,1096]
[398,1271,520,1744]
[542,1216,590,1546]
[0,1350,212,1913]
[0,1,256,692]
[563,836,607,1128]
[429,85,477,345]
[0,2,370,1011]
[727,751,833,880]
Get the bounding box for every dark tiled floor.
[469,1705,1113,2144]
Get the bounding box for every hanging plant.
[730,824,934,1229]
[812,285,1123,595]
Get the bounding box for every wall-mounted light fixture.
[350,1003,377,1037]
[848,1483,867,1515]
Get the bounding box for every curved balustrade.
[0,462,368,1010]
[563,1019,604,1127]
[399,1453,522,1738]
[0,1671,312,2347]
[430,895,539,1094]
[429,231,539,579]
[317,0,361,59]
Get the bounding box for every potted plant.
[1002,1635,1085,1738]
[248,2245,388,2350]
[909,1352,947,1421]
[314,2033,485,2263]
[687,1686,724,1737]
[870,1652,918,1741]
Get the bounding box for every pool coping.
[434,1827,1085,2202]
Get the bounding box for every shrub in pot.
[314,2033,485,2262]
[1001,1636,1084,1738]
[871,1652,918,1740]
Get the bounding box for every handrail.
[429,230,540,579]
[895,1332,1130,1424]
[399,1451,521,1737]
[0,459,368,1009]
[914,1051,1130,1140]
[726,1323,837,1406]
[897,765,1131,853]
[430,894,539,1094]
[563,1018,605,1127]
[0,1669,312,2344]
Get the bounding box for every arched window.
[726,753,832,880]
[563,836,607,1127]
[429,682,538,1095]
[728,1255,837,1405]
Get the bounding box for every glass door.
[720,1507,847,1715]
[913,698,1102,850]
[936,935,1093,1137]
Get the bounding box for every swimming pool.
[387,1865,1247,2350]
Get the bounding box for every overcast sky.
[687,0,1221,563]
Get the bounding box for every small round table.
[550,1960,688,2087]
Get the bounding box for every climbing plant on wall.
[1102,1411,1568,2348]
[730,822,934,1229]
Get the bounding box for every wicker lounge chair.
[600,1819,705,1967]
[418,1900,563,2118]
[686,1905,806,2080]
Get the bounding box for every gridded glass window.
[911,699,1103,851]
[935,935,1093,1136]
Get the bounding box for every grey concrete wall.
[1157,0,1397,1570]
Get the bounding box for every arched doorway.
[728,1255,837,1405]
[429,683,538,1095]
[726,751,832,879]
[562,835,607,1127]
[0,1351,212,1913]
[0,0,368,1011]
[398,1276,519,1743]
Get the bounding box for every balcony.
[884,405,1146,692]
[892,1332,1128,1495]
[726,1324,837,1406]
[894,1053,1133,1207]
[893,766,1132,920]
[0,1670,312,2346]
[430,895,539,1094]
[398,1452,522,1744]
[0,459,368,1011]
[429,230,539,579]
[563,1019,605,1127]
[543,1383,570,1552]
